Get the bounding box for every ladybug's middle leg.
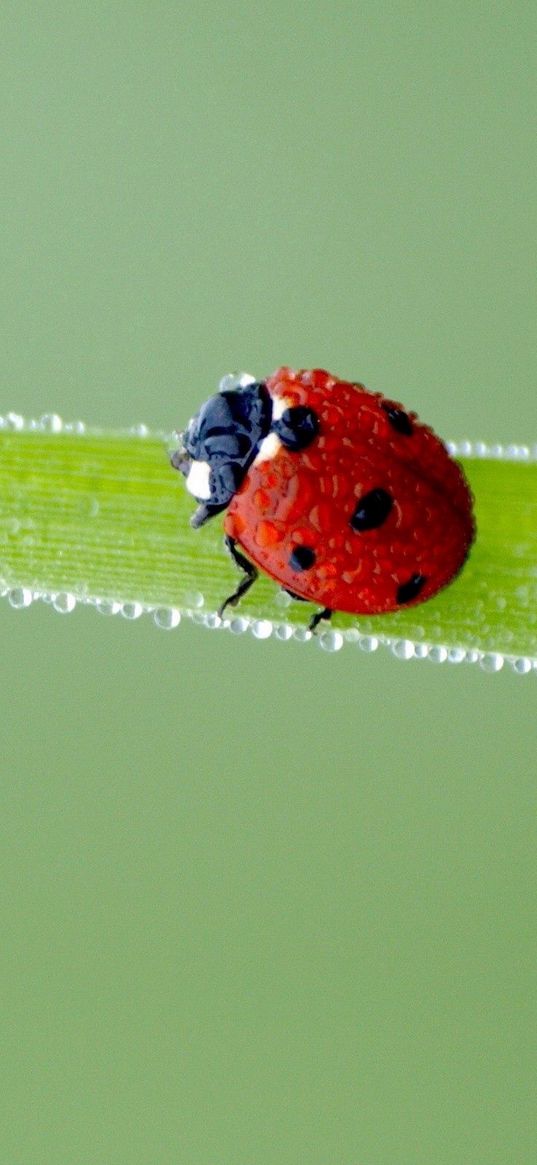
[218,535,259,619]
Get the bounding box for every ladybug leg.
[218,535,259,618]
[281,587,307,602]
[282,588,333,634]
[307,607,333,633]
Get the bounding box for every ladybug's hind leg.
[282,588,333,635]
[307,607,333,633]
[218,535,259,619]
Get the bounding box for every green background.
[1,3,536,1162]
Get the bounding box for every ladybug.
[171,367,475,631]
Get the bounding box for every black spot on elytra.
[382,403,413,436]
[350,488,393,532]
[396,573,427,604]
[289,545,316,572]
[273,406,319,451]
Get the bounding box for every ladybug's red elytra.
[171,367,475,631]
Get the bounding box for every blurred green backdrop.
[1,3,536,1163]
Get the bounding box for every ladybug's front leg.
[218,535,259,619]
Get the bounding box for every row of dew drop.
[2,584,535,674]
[1,410,537,462]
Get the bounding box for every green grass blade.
[0,422,535,668]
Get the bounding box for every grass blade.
[0,421,535,668]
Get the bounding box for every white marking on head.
[186,459,212,500]
[271,395,292,421]
[252,393,291,464]
[253,432,281,464]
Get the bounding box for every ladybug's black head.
[171,380,271,527]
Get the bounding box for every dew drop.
[6,412,24,431]
[8,587,33,608]
[154,607,181,629]
[505,443,524,459]
[480,652,504,673]
[344,628,360,644]
[184,590,204,609]
[275,589,293,608]
[218,371,256,393]
[121,601,144,620]
[358,636,379,653]
[447,647,466,664]
[392,639,415,661]
[275,623,293,641]
[228,616,249,635]
[96,599,122,616]
[53,592,76,614]
[512,657,532,675]
[252,619,273,640]
[427,645,448,664]
[39,413,63,433]
[319,630,344,652]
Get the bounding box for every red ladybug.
[171,367,475,630]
